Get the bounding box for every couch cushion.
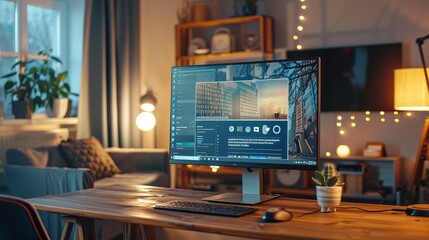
[5,148,49,167]
[35,146,69,167]
[59,137,120,180]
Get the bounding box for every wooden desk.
[29,184,429,240]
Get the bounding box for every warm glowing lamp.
[336,145,350,158]
[394,68,429,111]
[210,166,220,172]
[396,34,429,193]
[136,112,156,131]
[136,90,157,132]
[395,68,429,192]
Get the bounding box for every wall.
[140,0,429,185]
[282,0,429,184]
[140,0,180,150]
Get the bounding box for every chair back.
[0,194,50,240]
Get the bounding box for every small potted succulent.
[312,162,343,212]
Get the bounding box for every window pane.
[0,1,17,52]
[27,4,59,55]
[0,57,19,117]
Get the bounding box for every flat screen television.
[170,58,320,205]
[287,43,402,112]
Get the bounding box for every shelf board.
[178,51,272,62]
[180,165,242,175]
[321,156,401,162]
[176,15,268,28]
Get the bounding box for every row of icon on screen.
[201,157,220,161]
[292,160,316,165]
[228,125,281,135]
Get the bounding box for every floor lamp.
[395,35,429,195]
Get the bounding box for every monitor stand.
[202,168,279,205]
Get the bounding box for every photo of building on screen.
[287,60,318,160]
[195,80,287,120]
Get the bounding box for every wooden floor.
[29,184,429,240]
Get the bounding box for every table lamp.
[136,90,157,131]
[394,34,429,193]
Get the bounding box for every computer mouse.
[260,207,292,223]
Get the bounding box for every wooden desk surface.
[29,184,429,240]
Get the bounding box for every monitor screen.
[287,43,402,112]
[170,59,320,171]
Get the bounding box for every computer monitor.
[170,58,320,205]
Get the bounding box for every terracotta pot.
[316,185,342,213]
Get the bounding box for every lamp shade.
[140,90,157,112]
[394,68,429,111]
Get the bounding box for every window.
[0,0,74,117]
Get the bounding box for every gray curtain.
[78,0,141,147]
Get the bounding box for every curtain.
[77,0,142,147]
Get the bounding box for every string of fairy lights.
[335,111,413,136]
[292,0,307,50]
[324,111,415,157]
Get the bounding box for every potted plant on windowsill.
[312,162,343,213]
[1,60,44,118]
[37,51,77,118]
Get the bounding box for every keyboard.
[154,200,257,217]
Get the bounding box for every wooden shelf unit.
[174,15,274,190]
[268,156,402,204]
[175,15,273,66]
[176,165,242,190]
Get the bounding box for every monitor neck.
[201,167,279,205]
[242,168,263,195]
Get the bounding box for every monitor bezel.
[169,58,321,171]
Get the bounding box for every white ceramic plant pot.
[46,98,69,118]
[316,185,342,213]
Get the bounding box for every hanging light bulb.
[136,112,156,131]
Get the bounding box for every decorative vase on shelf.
[46,98,69,118]
[241,33,260,51]
[242,4,258,16]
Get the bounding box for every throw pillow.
[5,148,49,168]
[35,146,69,167]
[59,137,120,179]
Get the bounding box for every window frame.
[0,0,68,62]
[0,0,70,116]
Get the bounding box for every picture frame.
[363,142,386,157]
